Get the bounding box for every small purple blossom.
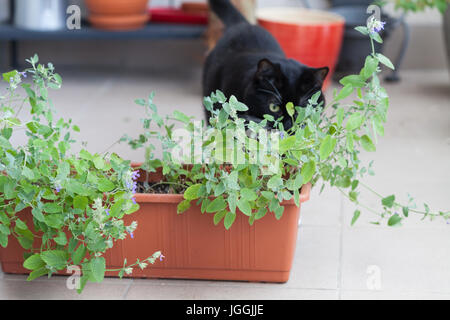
[132,197,137,204]
[280,132,285,140]
[131,170,140,181]
[368,17,386,34]
[159,254,165,262]
[55,186,61,193]
[19,71,27,78]
[130,232,134,239]
[105,209,110,216]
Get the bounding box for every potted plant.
[85,0,150,31]
[1,19,448,293]
[0,56,162,293]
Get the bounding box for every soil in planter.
[136,181,188,195]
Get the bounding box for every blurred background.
[0,0,447,75]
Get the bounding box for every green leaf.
[98,179,115,192]
[54,231,67,246]
[15,219,28,230]
[0,233,8,248]
[224,212,236,230]
[177,199,191,214]
[0,223,11,235]
[227,193,237,214]
[319,135,337,161]
[274,205,284,220]
[402,206,409,218]
[376,53,395,70]
[355,26,369,35]
[301,160,316,184]
[183,184,202,200]
[237,198,252,216]
[213,210,226,226]
[40,250,69,270]
[18,237,33,250]
[43,202,62,214]
[72,245,86,265]
[23,254,45,270]
[363,56,379,78]
[73,195,88,210]
[335,84,353,101]
[44,214,64,229]
[206,197,227,213]
[255,207,267,220]
[26,267,48,281]
[387,214,402,227]
[346,112,364,131]
[93,156,106,170]
[382,195,396,208]
[351,210,361,226]
[267,175,283,190]
[360,134,376,152]
[286,102,295,118]
[89,257,106,283]
[173,110,191,123]
[240,188,257,201]
[340,74,366,88]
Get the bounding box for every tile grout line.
[122,279,134,300]
[337,191,345,300]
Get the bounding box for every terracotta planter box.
[0,172,311,283]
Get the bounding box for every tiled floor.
[0,63,449,299]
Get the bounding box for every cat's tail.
[208,0,248,27]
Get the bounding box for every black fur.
[203,0,329,129]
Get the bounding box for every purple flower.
[131,170,140,181]
[55,186,61,193]
[280,132,285,140]
[130,232,134,239]
[132,197,137,205]
[369,18,386,34]
[160,254,165,261]
[19,71,27,78]
[105,209,110,216]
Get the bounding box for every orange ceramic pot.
[0,168,311,283]
[257,8,345,89]
[85,0,150,31]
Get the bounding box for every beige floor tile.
[341,227,450,293]
[125,283,338,300]
[0,277,132,300]
[341,290,450,300]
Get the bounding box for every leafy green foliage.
[123,19,448,231]
[0,56,161,293]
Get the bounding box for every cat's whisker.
[257,88,283,105]
[265,79,283,102]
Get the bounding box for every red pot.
[0,169,311,283]
[85,0,150,31]
[257,8,345,89]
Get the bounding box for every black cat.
[203,0,329,129]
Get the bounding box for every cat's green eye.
[269,103,281,113]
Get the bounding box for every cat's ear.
[299,66,329,92]
[255,59,281,83]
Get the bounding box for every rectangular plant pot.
[0,172,311,283]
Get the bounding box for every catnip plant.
[376,0,450,13]
[124,19,449,229]
[0,55,162,294]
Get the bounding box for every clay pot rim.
[257,7,345,28]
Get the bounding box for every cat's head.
[241,58,329,130]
